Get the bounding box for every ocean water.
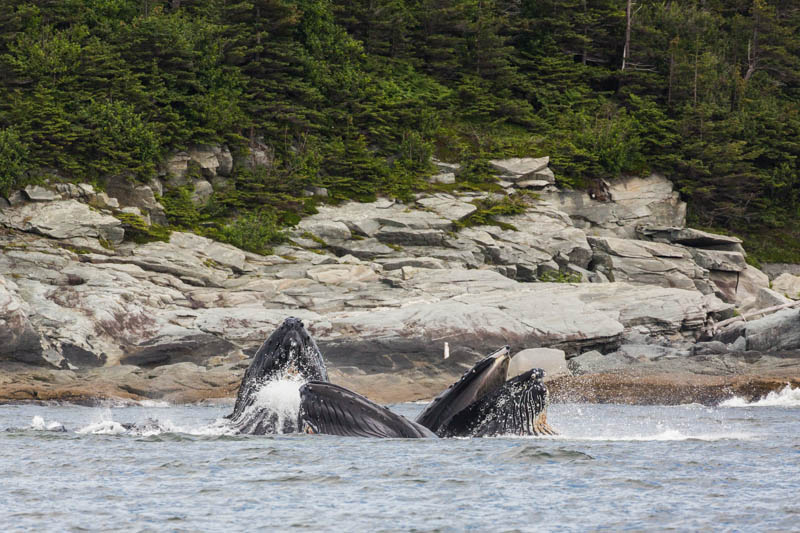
[1,386,799,532]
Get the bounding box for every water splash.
[30,416,66,432]
[232,375,305,434]
[76,420,127,435]
[719,384,800,408]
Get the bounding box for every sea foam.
[719,384,800,408]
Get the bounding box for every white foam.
[30,416,65,431]
[719,384,800,408]
[236,375,304,434]
[136,400,171,408]
[76,420,127,435]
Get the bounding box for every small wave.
[719,384,800,408]
[501,445,594,463]
[557,429,754,442]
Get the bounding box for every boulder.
[7,190,26,206]
[303,186,329,198]
[0,197,10,209]
[745,287,792,310]
[187,145,219,178]
[507,348,569,382]
[429,172,455,185]
[416,194,476,221]
[191,180,214,205]
[104,174,165,223]
[0,200,124,244]
[94,192,120,210]
[745,308,800,352]
[237,141,273,171]
[163,152,192,186]
[297,219,351,242]
[689,249,746,272]
[215,145,234,176]
[489,157,550,182]
[23,185,60,202]
[734,265,770,306]
[772,273,800,300]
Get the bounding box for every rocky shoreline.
[2,154,800,406]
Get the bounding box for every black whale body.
[299,382,436,438]
[229,317,553,438]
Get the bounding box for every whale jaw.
[415,346,511,434]
[438,368,555,437]
[299,382,436,439]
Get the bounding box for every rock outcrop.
[1,169,796,404]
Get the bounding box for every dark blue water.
[1,389,799,532]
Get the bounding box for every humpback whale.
[229,317,553,438]
[415,346,511,435]
[433,368,555,437]
[229,317,327,434]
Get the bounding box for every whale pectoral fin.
[299,382,436,439]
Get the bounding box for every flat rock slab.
[0,200,124,244]
[416,195,477,221]
[489,157,550,181]
[638,226,742,247]
[24,185,61,202]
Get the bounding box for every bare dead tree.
[622,0,633,70]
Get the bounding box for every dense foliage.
[0,0,798,259]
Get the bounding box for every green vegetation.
[538,270,584,284]
[1,1,799,261]
[456,195,529,231]
[114,212,172,244]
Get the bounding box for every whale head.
[230,317,328,423]
[415,345,511,434]
[437,367,554,437]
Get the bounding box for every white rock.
[24,185,60,202]
[191,180,214,205]
[0,200,124,244]
[297,219,352,241]
[507,348,569,381]
[772,273,800,299]
[489,157,549,179]
[429,172,455,185]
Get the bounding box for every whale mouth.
[414,345,511,434]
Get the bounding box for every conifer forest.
[1,0,798,261]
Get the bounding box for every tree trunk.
[693,49,698,106]
[668,47,674,106]
[622,0,633,70]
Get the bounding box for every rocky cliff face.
[1,160,797,403]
